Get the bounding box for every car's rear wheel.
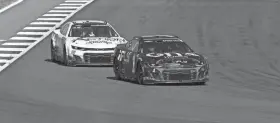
[136,63,145,85]
[113,57,122,80]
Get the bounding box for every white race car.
[50,20,127,66]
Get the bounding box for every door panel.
[117,49,128,76]
[57,32,64,57]
[124,50,134,77]
[124,40,139,78]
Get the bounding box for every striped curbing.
[0,0,95,72]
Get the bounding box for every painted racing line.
[0,0,94,72]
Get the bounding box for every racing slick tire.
[113,57,122,80]
[136,63,146,85]
[50,39,57,62]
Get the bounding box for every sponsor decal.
[104,38,122,41]
[184,53,199,57]
[146,52,185,57]
[163,52,185,57]
[146,53,164,57]
[117,50,126,61]
[175,53,183,56]
[162,40,182,42]
[86,40,113,44]
[123,52,131,63]
[164,53,172,57]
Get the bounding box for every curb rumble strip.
[0,0,95,72]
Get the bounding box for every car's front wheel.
[50,40,57,62]
[113,57,122,80]
[136,63,145,85]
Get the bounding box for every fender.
[51,33,57,48]
[51,33,56,41]
[62,37,71,57]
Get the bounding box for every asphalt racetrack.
[1,0,280,123]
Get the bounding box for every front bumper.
[142,65,209,84]
[69,49,114,66]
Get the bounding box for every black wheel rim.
[137,67,144,84]
[113,59,121,79]
[113,60,119,72]
[50,41,54,60]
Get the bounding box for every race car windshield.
[143,41,193,54]
[69,25,119,37]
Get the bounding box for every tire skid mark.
[254,69,280,81]
[247,16,280,75]
[233,69,280,93]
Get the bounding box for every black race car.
[112,35,209,85]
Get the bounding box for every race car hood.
[70,37,127,48]
[144,52,205,68]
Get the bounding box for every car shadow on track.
[106,76,207,86]
[44,59,112,67]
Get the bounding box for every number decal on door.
[123,52,131,63]
[117,50,126,61]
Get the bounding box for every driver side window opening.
[132,41,139,52]
[127,39,138,51]
[60,23,70,36]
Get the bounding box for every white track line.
[17,32,46,35]
[0,60,8,63]
[49,10,75,13]
[0,48,25,51]
[65,1,90,2]
[0,54,18,57]
[10,37,39,40]
[30,22,59,25]
[23,27,53,30]
[2,42,32,46]
[54,6,79,9]
[37,18,64,21]
[60,3,83,6]
[0,0,95,72]
[43,14,69,17]
[0,0,23,14]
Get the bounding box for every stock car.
[50,20,127,66]
[113,35,209,85]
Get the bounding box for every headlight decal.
[71,46,86,51]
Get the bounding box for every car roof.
[133,35,182,42]
[71,20,109,26]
